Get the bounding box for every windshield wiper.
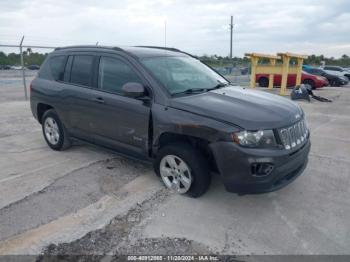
[173,88,207,96]
[173,82,230,96]
[207,82,230,91]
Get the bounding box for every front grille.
[279,119,308,150]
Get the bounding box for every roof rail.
[135,46,197,58]
[54,45,124,52]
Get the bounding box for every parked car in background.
[303,65,348,86]
[256,71,328,89]
[213,67,228,75]
[240,67,249,75]
[322,66,350,80]
[27,64,40,70]
[10,65,22,70]
[0,65,12,70]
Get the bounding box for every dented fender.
[151,103,240,152]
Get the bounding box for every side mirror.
[122,82,146,98]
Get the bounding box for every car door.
[91,55,151,157]
[63,54,104,141]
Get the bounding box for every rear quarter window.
[38,55,67,81]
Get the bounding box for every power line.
[0,44,56,49]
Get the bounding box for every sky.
[0,0,349,57]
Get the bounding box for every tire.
[330,79,339,87]
[41,109,71,151]
[258,77,269,87]
[154,142,211,198]
[303,79,316,89]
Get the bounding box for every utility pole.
[229,16,233,59]
[164,20,167,48]
[19,35,27,100]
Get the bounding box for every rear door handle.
[91,97,105,104]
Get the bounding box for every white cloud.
[0,0,349,57]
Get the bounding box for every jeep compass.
[30,46,310,197]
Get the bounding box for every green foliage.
[199,54,250,67]
[304,54,350,67]
[1,50,349,68]
[0,51,48,66]
[198,54,350,68]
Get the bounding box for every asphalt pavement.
[0,71,349,257]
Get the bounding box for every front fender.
[151,103,239,148]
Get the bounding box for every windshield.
[140,56,228,95]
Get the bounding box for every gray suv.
[30,46,310,197]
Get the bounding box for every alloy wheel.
[159,155,192,194]
[44,117,60,145]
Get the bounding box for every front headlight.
[232,130,278,148]
[316,76,324,81]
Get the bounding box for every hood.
[169,86,303,130]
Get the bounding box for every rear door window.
[70,55,94,86]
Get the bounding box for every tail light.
[29,82,33,94]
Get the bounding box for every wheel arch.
[154,132,219,172]
[37,103,54,124]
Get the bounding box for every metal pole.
[164,20,167,48]
[230,16,233,59]
[19,36,28,100]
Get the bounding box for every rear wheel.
[258,77,269,87]
[42,109,71,151]
[154,143,210,198]
[303,79,316,89]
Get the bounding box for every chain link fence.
[0,39,250,102]
[0,38,55,102]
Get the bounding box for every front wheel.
[154,143,211,198]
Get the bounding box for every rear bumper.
[210,139,311,194]
[30,97,39,121]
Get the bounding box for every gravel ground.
[38,190,211,259]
